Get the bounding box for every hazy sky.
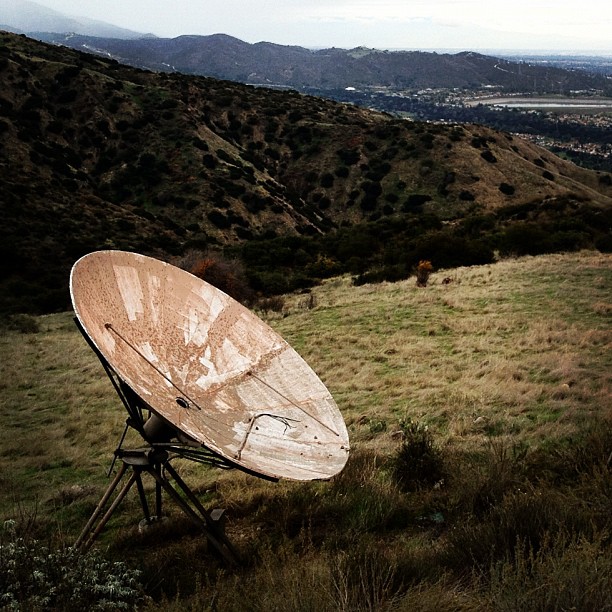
[30,0,612,52]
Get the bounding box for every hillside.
[1,252,610,609]
[32,32,612,94]
[1,31,611,314]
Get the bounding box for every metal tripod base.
[74,447,239,565]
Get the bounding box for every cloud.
[29,0,612,51]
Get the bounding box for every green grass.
[0,251,610,610]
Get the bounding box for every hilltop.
[1,31,611,313]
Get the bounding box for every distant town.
[314,82,612,172]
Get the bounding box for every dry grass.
[274,251,611,454]
[0,251,610,609]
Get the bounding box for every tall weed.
[486,531,612,611]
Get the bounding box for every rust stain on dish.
[70,250,350,481]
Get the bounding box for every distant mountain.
[0,0,150,39]
[29,32,612,94]
[1,32,611,315]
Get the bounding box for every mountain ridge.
[28,31,612,94]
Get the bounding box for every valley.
[314,86,612,171]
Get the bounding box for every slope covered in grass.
[0,251,610,610]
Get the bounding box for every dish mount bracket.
[73,318,240,565]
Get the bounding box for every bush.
[256,295,285,314]
[498,223,551,256]
[402,194,432,210]
[481,150,497,163]
[202,153,216,169]
[207,209,231,229]
[415,260,433,287]
[176,250,254,306]
[320,173,334,188]
[391,418,445,492]
[595,233,612,252]
[335,165,349,178]
[336,148,360,166]
[0,529,143,611]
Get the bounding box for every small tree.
[416,260,433,287]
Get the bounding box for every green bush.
[207,209,231,229]
[336,148,360,166]
[480,149,497,163]
[498,223,551,256]
[392,419,445,492]
[0,529,143,611]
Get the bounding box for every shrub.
[402,194,432,210]
[416,260,433,287]
[256,295,285,314]
[481,150,497,163]
[391,418,445,492]
[498,223,551,256]
[595,233,612,252]
[320,173,334,188]
[336,148,360,166]
[298,292,317,310]
[0,530,143,611]
[57,89,78,104]
[471,136,487,148]
[207,209,231,229]
[176,250,254,306]
[335,165,350,178]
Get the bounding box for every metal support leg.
[163,462,239,560]
[155,463,163,518]
[75,462,128,549]
[146,464,239,565]
[74,450,239,564]
[76,469,138,552]
[134,471,152,525]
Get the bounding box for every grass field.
[1,251,610,610]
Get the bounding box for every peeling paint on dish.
[70,250,350,481]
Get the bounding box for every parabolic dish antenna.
[70,250,349,481]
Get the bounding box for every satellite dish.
[70,250,349,482]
